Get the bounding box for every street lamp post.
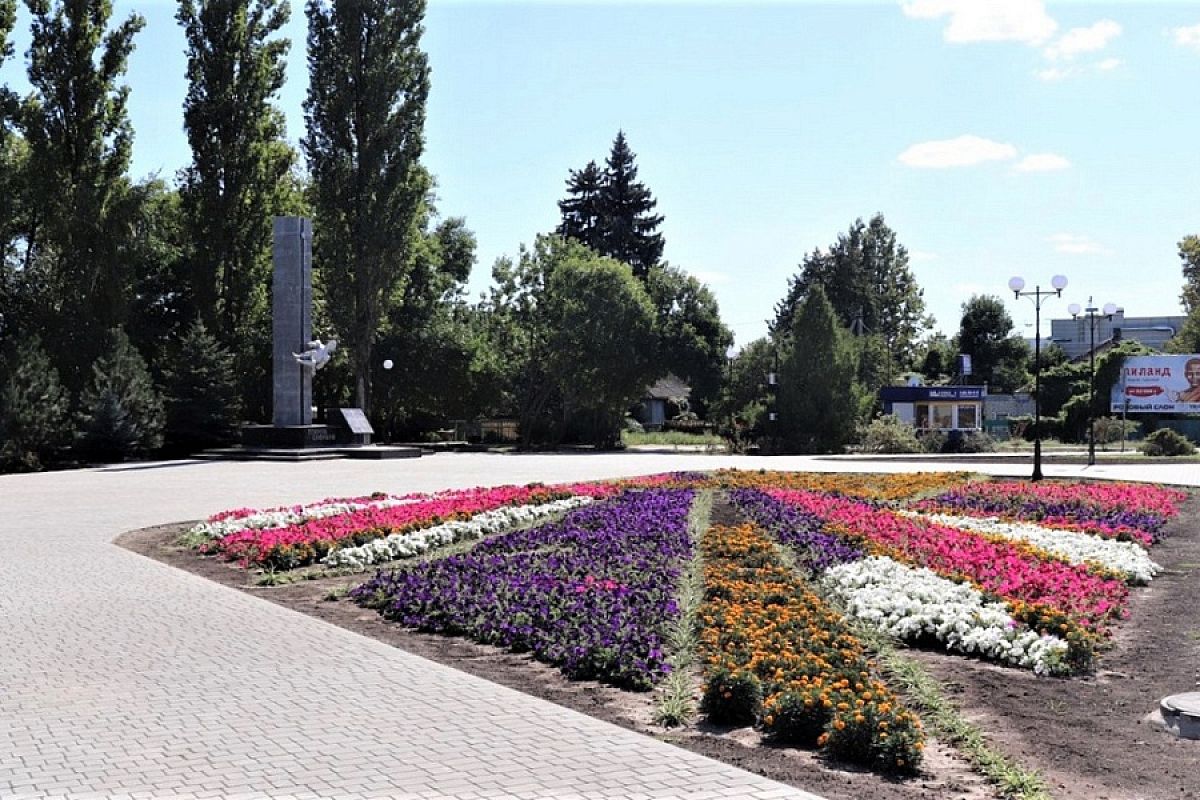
[1068,298,1118,466]
[1009,274,1068,481]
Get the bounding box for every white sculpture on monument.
[293,338,337,371]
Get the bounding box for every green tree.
[371,210,480,439]
[485,235,658,447]
[161,320,242,453]
[773,214,930,376]
[543,252,658,448]
[916,332,957,382]
[556,160,604,249]
[0,0,22,264]
[643,263,733,414]
[0,336,71,471]
[20,0,145,391]
[177,0,295,347]
[954,295,1030,393]
[597,131,663,278]
[1169,235,1200,353]
[709,337,772,448]
[304,0,431,414]
[557,131,664,279]
[76,329,164,461]
[775,285,860,453]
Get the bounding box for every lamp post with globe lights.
[1009,274,1067,481]
[1068,298,1118,466]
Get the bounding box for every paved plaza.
[3,453,1197,800]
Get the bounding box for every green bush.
[0,337,73,472]
[856,414,921,454]
[1092,415,1139,447]
[1140,428,1196,457]
[700,667,762,726]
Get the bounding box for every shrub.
[622,416,645,434]
[857,414,921,454]
[1092,415,1139,447]
[0,336,72,471]
[76,329,164,462]
[760,686,828,744]
[1140,428,1196,457]
[700,667,762,726]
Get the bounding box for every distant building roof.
[645,375,690,400]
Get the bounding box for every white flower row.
[822,555,1070,675]
[322,496,594,569]
[911,511,1160,585]
[188,495,428,540]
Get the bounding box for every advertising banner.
[1110,355,1200,413]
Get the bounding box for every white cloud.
[902,0,1057,45]
[1049,234,1110,255]
[1044,20,1121,61]
[898,135,1018,168]
[1172,23,1200,51]
[1014,153,1071,172]
[1097,58,1123,71]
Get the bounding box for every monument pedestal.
[240,424,338,449]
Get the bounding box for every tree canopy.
[954,294,1031,393]
[772,214,930,375]
[304,0,432,414]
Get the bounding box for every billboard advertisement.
[1110,355,1200,413]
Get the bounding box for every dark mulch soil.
[117,491,1200,800]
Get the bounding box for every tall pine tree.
[177,0,295,343]
[20,0,145,392]
[557,131,664,279]
[600,131,663,278]
[304,0,431,413]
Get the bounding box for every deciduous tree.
[177,0,296,344]
[304,0,431,414]
[20,0,145,391]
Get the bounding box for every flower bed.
[203,483,618,568]
[698,522,924,772]
[351,489,695,690]
[189,492,426,540]
[912,512,1161,586]
[729,488,863,572]
[769,489,1129,636]
[822,555,1070,675]
[711,469,971,501]
[322,496,593,569]
[912,480,1188,545]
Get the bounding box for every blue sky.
[4,1,1200,349]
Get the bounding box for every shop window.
[958,404,978,430]
[932,405,953,430]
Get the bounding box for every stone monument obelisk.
[272,216,313,427]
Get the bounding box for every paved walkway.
[2,453,1196,800]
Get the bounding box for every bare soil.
[117,492,1200,800]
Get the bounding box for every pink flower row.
[769,489,1129,632]
[948,481,1188,517]
[206,482,623,566]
